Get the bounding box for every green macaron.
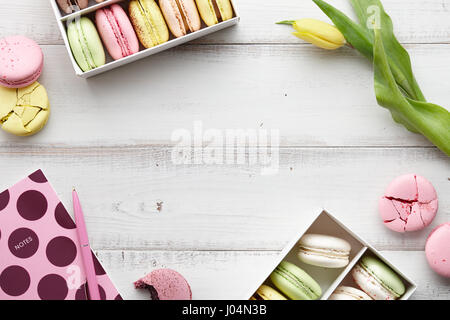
[270,261,322,300]
[67,17,106,72]
[359,256,405,297]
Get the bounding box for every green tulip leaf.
[313,0,424,101]
[349,0,425,101]
[312,0,373,59]
[373,29,450,155]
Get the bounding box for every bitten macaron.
[129,0,169,48]
[67,17,106,72]
[159,0,201,38]
[0,82,50,136]
[250,285,287,300]
[135,269,192,300]
[0,36,43,88]
[195,0,233,26]
[96,4,139,60]
[298,234,351,268]
[270,261,321,300]
[329,286,372,300]
[352,256,405,300]
[379,174,438,233]
[425,222,450,278]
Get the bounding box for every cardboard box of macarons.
[247,210,417,301]
[50,0,239,77]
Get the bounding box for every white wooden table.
[0,0,449,300]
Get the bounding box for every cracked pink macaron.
[425,223,450,278]
[134,269,192,300]
[0,36,43,88]
[379,174,438,233]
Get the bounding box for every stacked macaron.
[61,0,235,72]
[269,261,322,300]
[297,234,351,268]
[0,36,50,136]
[329,286,372,300]
[351,256,406,300]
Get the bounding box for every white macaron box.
[50,0,240,78]
[246,210,417,300]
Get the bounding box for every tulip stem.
[276,20,296,25]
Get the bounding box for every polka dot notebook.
[0,170,122,300]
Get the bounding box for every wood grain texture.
[96,250,450,300]
[0,147,448,251]
[1,0,450,45]
[0,0,449,300]
[0,44,449,147]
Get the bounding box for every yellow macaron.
[129,0,170,48]
[250,285,287,300]
[0,82,50,136]
[195,0,233,27]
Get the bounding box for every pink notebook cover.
[0,170,122,300]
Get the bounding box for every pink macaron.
[96,4,139,61]
[425,223,450,278]
[0,36,43,88]
[379,174,438,233]
[134,269,192,300]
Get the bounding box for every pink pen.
[72,188,101,300]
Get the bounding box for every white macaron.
[297,234,351,268]
[329,286,373,300]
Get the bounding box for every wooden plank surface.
[0,44,449,147]
[1,0,450,45]
[1,147,448,252]
[97,250,450,300]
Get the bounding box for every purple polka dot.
[54,202,76,229]
[37,274,68,300]
[75,283,106,300]
[0,266,30,296]
[92,252,106,275]
[0,189,9,211]
[17,190,47,221]
[46,236,77,267]
[28,170,48,183]
[115,294,123,300]
[8,228,39,259]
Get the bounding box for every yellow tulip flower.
[292,19,345,50]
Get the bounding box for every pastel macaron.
[159,0,201,38]
[0,82,50,136]
[251,285,287,300]
[270,261,322,300]
[195,0,233,27]
[96,4,139,60]
[352,256,405,300]
[135,269,192,300]
[329,286,373,300]
[129,0,170,48]
[67,17,106,72]
[298,234,351,268]
[425,223,450,278]
[379,174,438,233]
[57,0,89,14]
[0,36,43,88]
